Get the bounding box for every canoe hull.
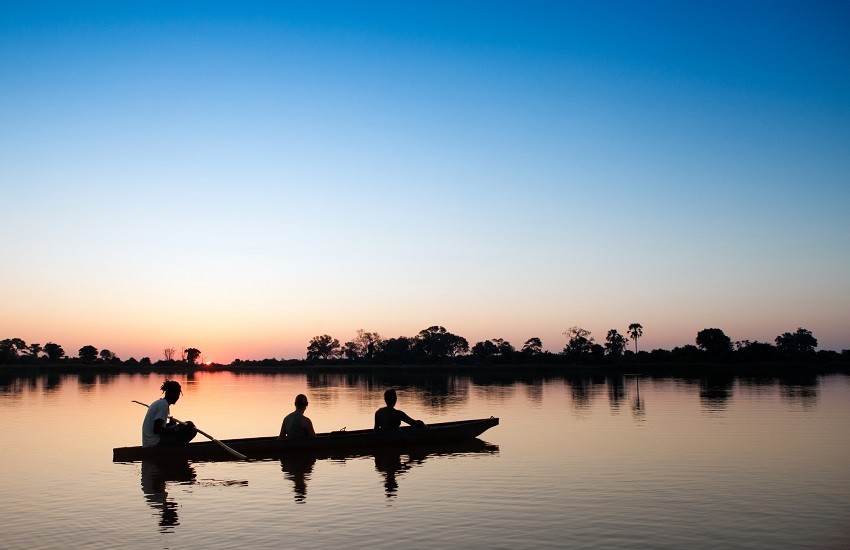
[113,417,499,462]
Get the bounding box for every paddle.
[133,400,247,460]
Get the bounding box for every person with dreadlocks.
[142,380,198,447]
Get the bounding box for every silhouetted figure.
[140,460,196,530]
[374,388,425,430]
[142,380,197,447]
[280,454,317,503]
[279,394,316,438]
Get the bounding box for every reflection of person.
[279,394,316,438]
[373,448,427,498]
[140,460,196,530]
[280,455,317,503]
[374,388,425,430]
[142,380,197,447]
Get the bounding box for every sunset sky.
[2,2,849,362]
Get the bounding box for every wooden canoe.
[113,417,499,462]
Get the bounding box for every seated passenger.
[142,380,197,447]
[374,388,425,430]
[279,394,316,439]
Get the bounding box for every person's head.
[294,394,309,410]
[383,388,397,407]
[161,380,182,404]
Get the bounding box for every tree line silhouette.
[2,324,847,369]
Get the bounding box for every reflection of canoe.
[113,417,499,462]
[281,438,500,501]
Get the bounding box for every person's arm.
[374,409,381,430]
[153,418,182,434]
[279,419,287,439]
[398,410,424,427]
[303,417,316,437]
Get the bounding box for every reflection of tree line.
[1,371,823,412]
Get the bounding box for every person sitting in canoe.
[374,388,426,430]
[279,393,316,439]
[142,380,198,447]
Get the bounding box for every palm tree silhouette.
[627,323,643,353]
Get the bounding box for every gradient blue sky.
[2,1,849,362]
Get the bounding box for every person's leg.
[157,423,198,446]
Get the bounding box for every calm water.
[1,369,848,549]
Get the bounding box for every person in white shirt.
[142,380,197,447]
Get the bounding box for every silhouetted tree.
[471,340,498,357]
[185,348,201,365]
[26,343,42,359]
[562,326,594,357]
[493,339,514,356]
[671,344,702,362]
[471,338,515,358]
[590,343,606,361]
[341,329,382,361]
[163,348,176,361]
[306,334,341,360]
[139,357,152,366]
[775,328,818,356]
[695,328,732,354]
[44,342,65,361]
[605,329,627,357]
[521,337,543,356]
[79,345,98,362]
[355,329,381,358]
[627,323,643,353]
[99,349,115,362]
[734,340,777,362]
[0,341,14,363]
[375,336,414,363]
[0,338,26,363]
[341,341,359,361]
[414,326,469,359]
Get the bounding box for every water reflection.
[280,454,317,503]
[0,369,834,417]
[628,375,646,421]
[699,375,734,414]
[373,448,428,498]
[139,461,248,531]
[140,461,196,531]
[607,374,626,412]
[779,372,820,410]
[278,440,499,502]
[524,381,543,404]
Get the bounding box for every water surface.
[1,370,848,549]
